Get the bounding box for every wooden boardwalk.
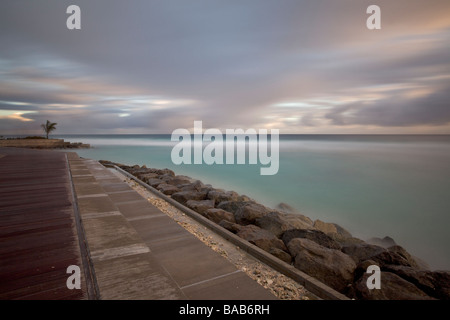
[0,147,88,300]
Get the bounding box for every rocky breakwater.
[101,160,450,300]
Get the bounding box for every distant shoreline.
[0,137,90,149]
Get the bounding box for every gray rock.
[387,245,422,269]
[216,200,254,214]
[236,224,287,253]
[156,183,180,195]
[370,250,414,268]
[218,220,243,233]
[341,243,387,263]
[163,176,193,187]
[366,236,397,248]
[171,190,207,205]
[186,199,215,214]
[234,203,270,225]
[207,190,240,203]
[276,202,298,213]
[146,178,164,188]
[255,211,293,238]
[282,229,341,250]
[287,238,356,293]
[351,271,433,300]
[269,247,292,264]
[204,208,236,224]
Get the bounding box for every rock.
[140,173,160,182]
[282,229,341,250]
[207,190,240,203]
[387,245,422,269]
[269,247,292,264]
[282,213,314,229]
[276,202,298,213]
[351,271,433,300]
[313,219,338,234]
[216,200,254,214]
[255,211,293,238]
[204,208,236,224]
[218,220,243,233]
[333,223,353,238]
[179,180,212,193]
[146,178,164,188]
[287,238,356,293]
[234,203,270,225]
[163,176,193,187]
[341,243,387,263]
[186,199,215,215]
[380,266,450,299]
[156,183,180,195]
[430,271,450,300]
[236,224,287,253]
[370,250,414,268]
[171,190,207,205]
[254,211,313,238]
[366,236,397,248]
[382,265,439,298]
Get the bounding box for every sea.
[57,134,450,270]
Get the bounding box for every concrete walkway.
[67,152,276,300]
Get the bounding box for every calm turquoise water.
[58,134,450,270]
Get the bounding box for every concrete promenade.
[0,147,275,300]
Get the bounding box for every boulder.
[207,190,240,203]
[139,173,160,182]
[234,203,270,225]
[156,183,180,195]
[255,211,293,238]
[282,229,341,250]
[269,247,292,264]
[218,220,243,234]
[163,176,193,187]
[276,202,298,213]
[366,236,397,248]
[370,250,415,268]
[313,219,338,234]
[171,190,207,205]
[236,224,287,253]
[204,208,236,224]
[147,178,164,188]
[287,238,356,293]
[179,180,212,193]
[351,271,433,300]
[282,213,314,229]
[254,211,313,238]
[387,245,422,269]
[216,200,254,214]
[381,265,450,299]
[341,243,387,264]
[186,199,215,215]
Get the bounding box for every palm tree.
[41,120,57,139]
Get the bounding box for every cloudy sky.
[1,0,449,134]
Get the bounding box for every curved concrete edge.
[109,164,350,301]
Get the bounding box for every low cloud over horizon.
[1,0,450,135]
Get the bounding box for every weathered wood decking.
[0,147,87,299]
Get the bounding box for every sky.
[1,0,449,135]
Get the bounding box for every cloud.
[0,0,450,134]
